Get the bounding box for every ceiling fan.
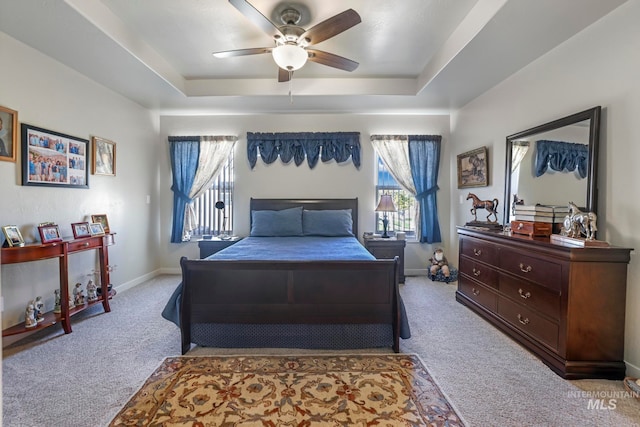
[213,0,361,82]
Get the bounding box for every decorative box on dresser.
[364,237,406,283]
[456,226,631,380]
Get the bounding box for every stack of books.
[513,205,570,224]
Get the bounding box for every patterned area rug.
[110,354,464,426]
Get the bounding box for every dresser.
[456,226,631,379]
[364,237,406,283]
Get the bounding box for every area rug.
[109,354,464,426]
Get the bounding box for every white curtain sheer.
[370,135,421,238]
[183,136,237,240]
[511,140,530,172]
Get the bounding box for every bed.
[163,198,410,354]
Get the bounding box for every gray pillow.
[303,209,353,236]
[250,206,303,236]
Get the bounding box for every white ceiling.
[0,0,628,115]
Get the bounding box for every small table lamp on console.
[375,194,397,238]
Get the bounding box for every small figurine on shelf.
[25,302,38,328]
[86,280,98,302]
[429,248,451,283]
[73,282,85,306]
[53,289,62,313]
[33,296,45,322]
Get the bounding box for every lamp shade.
[272,44,308,71]
[375,194,397,212]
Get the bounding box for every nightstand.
[364,237,406,283]
[197,236,243,258]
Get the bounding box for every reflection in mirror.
[504,107,601,227]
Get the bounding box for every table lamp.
[375,194,397,238]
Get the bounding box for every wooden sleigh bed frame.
[179,198,401,354]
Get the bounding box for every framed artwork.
[89,223,105,236]
[91,136,116,176]
[71,222,91,239]
[91,214,110,234]
[457,146,488,188]
[2,225,25,247]
[0,105,18,162]
[38,224,63,244]
[21,123,89,188]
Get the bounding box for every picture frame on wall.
[2,225,25,247]
[91,214,110,234]
[21,124,89,188]
[71,222,91,239]
[91,136,116,176]
[457,146,489,188]
[0,105,18,162]
[38,224,63,244]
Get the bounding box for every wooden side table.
[197,236,243,258]
[364,237,406,283]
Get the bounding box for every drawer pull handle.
[472,288,480,296]
[519,263,532,273]
[83,242,90,247]
[473,249,482,256]
[517,223,524,230]
[517,314,530,325]
[472,268,481,277]
[518,288,531,299]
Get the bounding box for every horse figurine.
[560,202,597,240]
[467,193,499,223]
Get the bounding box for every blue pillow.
[250,206,303,236]
[303,209,354,236]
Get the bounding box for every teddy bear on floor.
[429,248,451,283]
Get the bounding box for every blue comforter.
[162,236,410,341]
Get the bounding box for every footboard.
[179,256,400,354]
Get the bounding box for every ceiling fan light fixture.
[272,44,308,71]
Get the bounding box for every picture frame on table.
[38,224,63,244]
[21,123,89,188]
[71,222,91,239]
[89,223,105,236]
[91,214,110,234]
[457,146,489,188]
[2,225,25,247]
[91,136,116,176]
[0,105,18,162]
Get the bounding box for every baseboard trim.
[626,361,640,378]
[113,269,163,294]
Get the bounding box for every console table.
[456,226,631,379]
[1,234,116,337]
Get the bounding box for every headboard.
[249,198,359,237]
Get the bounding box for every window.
[190,153,234,237]
[376,157,417,239]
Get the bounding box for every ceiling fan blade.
[300,9,361,45]
[278,68,291,82]
[213,47,272,58]
[228,0,283,39]
[307,49,359,72]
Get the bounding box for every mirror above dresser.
[503,106,601,227]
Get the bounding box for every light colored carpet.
[3,275,640,426]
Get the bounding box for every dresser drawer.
[499,274,561,320]
[369,247,401,259]
[460,238,499,265]
[459,257,498,289]
[458,279,497,312]
[498,251,562,292]
[498,296,559,351]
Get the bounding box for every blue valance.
[247,132,361,169]
[535,140,589,179]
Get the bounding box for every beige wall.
[0,33,161,331]
[158,114,452,274]
[450,1,640,375]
